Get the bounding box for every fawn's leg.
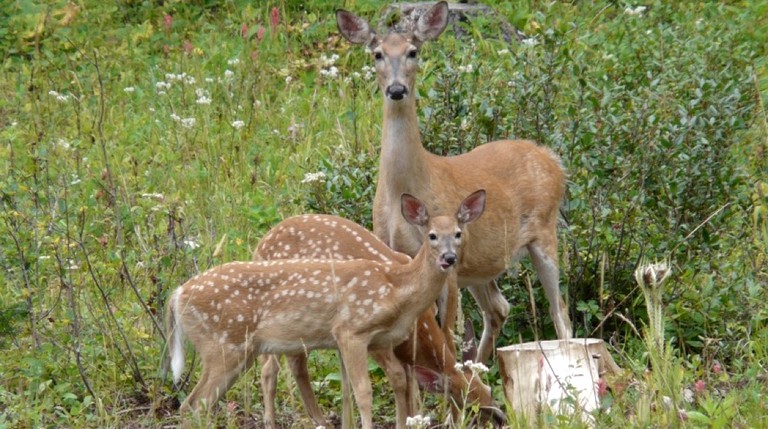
[336,332,373,429]
[287,353,329,427]
[260,354,280,429]
[371,348,409,429]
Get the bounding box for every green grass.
[1,0,766,427]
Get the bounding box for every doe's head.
[336,1,449,101]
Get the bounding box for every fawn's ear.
[461,318,479,363]
[412,365,450,393]
[413,1,449,44]
[337,9,376,46]
[401,193,430,227]
[456,189,486,225]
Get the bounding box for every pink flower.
[257,25,266,41]
[712,362,722,374]
[241,23,249,39]
[597,378,609,398]
[694,379,706,394]
[270,7,280,30]
[164,14,172,32]
[183,40,193,55]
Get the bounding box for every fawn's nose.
[386,83,408,100]
[440,253,457,269]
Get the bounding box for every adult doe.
[337,1,571,363]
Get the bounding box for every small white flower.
[457,64,474,73]
[468,361,489,374]
[624,6,647,16]
[522,37,539,47]
[227,58,241,66]
[224,69,235,79]
[285,76,293,85]
[141,193,165,200]
[123,86,135,93]
[56,138,71,150]
[301,171,326,184]
[180,117,196,129]
[320,66,339,79]
[195,88,212,105]
[361,65,375,80]
[232,120,245,130]
[184,75,196,85]
[405,415,430,428]
[170,113,181,122]
[156,81,171,91]
[183,239,200,250]
[49,90,70,102]
[205,77,215,83]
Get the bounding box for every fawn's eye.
[407,49,417,59]
[455,232,462,239]
[374,51,383,61]
[428,233,438,241]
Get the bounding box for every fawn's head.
[337,1,449,101]
[401,189,485,272]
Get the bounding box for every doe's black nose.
[386,83,408,100]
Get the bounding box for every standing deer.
[166,190,486,429]
[337,1,572,363]
[255,213,506,429]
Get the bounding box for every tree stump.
[498,339,621,424]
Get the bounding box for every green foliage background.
[0,0,766,427]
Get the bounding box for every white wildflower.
[285,76,293,85]
[468,361,489,374]
[141,193,165,200]
[457,64,474,73]
[170,113,181,122]
[195,88,211,105]
[231,120,245,130]
[183,239,200,250]
[320,66,339,79]
[180,117,196,129]
[406,415,430,428]
[49,90,70,102]
[123,86,135,93]
[156,81,171,91]
[205,77,215,83]
[301,171,326,184]
[224,69,235,79]
[227,58,241,66]
[624,5,647,16]
[56,138,71,150]
[522,37,539,47]
[184,75,196,85]
[361,65,375,80]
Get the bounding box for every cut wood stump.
[498,339,621,424]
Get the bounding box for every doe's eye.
[374,51,383,60]
[428,233,438,241]
[407,50,418,59]
[455,232,462,239]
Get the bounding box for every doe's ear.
[401,193,430,227]
[413,1,449,44]
[336,9,376,46]
[456,189,486,225]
